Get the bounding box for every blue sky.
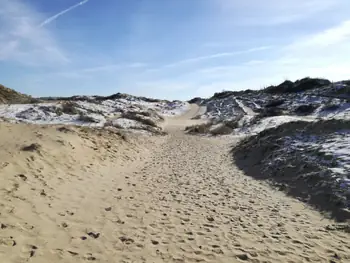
[1,0,350,99]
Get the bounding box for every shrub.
[185,122,212,134]
[104,120,124,129]
[263,78,331,94]
[264,80,293,94]
[211,91,235,100]
[224,118,241,129]
[121,112,158,127]
[265,99,285,108]
[294,104,318,115]
[188,97,202,104]
[322,103,340,112]
[28,97,41,104]
[78,112,100,123]
[61,102,79,115]
[261,107,284,117]
[210,123,233,135]
[55,108,63,116]
[293,78,330,92]
[334,85,350,96]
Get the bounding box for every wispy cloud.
[0,0,68,65]
[2,0,350,100]
[161,46,272,68]
[70,62,147,74]
[244,60,265,66]
[39,0,89,27]
[134,19,350,99]
[44,63,147,79]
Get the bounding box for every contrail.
[39,0,89,27]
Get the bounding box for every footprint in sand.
[87,232,100,239]
[119,236,135,245]
[61,222,68,228]
[15,174,28,181]
[0,237,16,247]
[151,240,159,245]
[67,250,79,256]
[20,244,38,259]
[84,253,96,261]
[236,254,249,261]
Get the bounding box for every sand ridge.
[0,105,349,262]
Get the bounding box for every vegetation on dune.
[264,78,331,94]
[0,84,40,104]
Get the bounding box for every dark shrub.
[293,78,331,93]
[61,102,80,115]
[78,112,100,123]
[322,103,340,112]
[265,99,285,108]
[264,78,331,94]
[185,122,212,134]
[121,112,158,127]
[264,80,294,94]
[188,97,202,104]
[294,104,318,115]
[211,91,235,100]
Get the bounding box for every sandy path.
[1,106,349,262]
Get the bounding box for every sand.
[0,105,349,263]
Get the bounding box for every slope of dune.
[0,121,158,262]
[0,84,38,104]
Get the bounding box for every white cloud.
[218,0,341,26]
[288,20,350,49]
[0,0,68,65]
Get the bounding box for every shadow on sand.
[231,120,350,223]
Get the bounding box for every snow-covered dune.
[0,95,189,132]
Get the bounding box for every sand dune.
[0,105,349,262]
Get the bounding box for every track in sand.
[0,105,349,263]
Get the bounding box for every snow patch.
[0,98,188,129]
